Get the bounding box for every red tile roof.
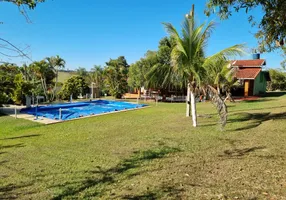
[231,59,266,67]
[235,68,261,79]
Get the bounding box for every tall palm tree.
[89,65,103,98]
[30,60,50,100]
[46,55,65,101]
[163,5,245,127]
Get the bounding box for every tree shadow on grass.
[0,143,25,160]
[0,143,25,150]
[217,138,268,159]
[119,183,185,200]
[228,112,286,131]
[51,146,181,200]
[121,191,158,200]
[261,91,286,97]
[0,134,40,140]
[228,105,286,114]
[0,183,34,200]
[220,146,266,158]
[242,98,275,103]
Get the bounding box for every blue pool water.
[21,100,146,121]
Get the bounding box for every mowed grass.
[1,95,286,199]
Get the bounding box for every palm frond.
[204,44,247,68]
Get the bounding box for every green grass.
[1,95,286,199]
[57,71,77,83]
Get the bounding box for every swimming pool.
[20,100,146,121]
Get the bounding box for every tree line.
[0,56,130,104]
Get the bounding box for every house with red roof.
[231,55,271,97]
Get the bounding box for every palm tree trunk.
[186,83,191,117]
[52,70,59,101]
[190,89,197,127]
[217,84,221,95]
[224,92,235,103]
[40,76,48,101]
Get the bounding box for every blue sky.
[0,0,283,70]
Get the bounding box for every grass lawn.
[1,94,286,199]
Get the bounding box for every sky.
[0,0,284,70]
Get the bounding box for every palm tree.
[89,65,103,98]
[205,58,231,95]
[46,55,65,101]
[30,60,51,100]
[163,4,245,127]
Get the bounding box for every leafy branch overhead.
[2,0,45,9]
[205,0,286,52]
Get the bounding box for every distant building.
[231,55,271,97]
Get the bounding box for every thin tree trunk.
[52,70,58,102]
[224,92,235,103]
[40,76,48,101]
[217,84,220,95]
[43,78,48,101]
[186,82,191,117]
[190,90,197,127]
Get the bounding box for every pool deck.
[0,104,149,125]
[1,105,58,124]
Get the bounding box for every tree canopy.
[205,0,286,52]
[103,56,129,98]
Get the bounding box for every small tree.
[268,69,286,91]
[88,65,103,97]
[12,74,33,104]
[0,63,19,104]
[46,55,66,101]
[103,56,129,98]
[59,75,89,100]
[30,60,56,101]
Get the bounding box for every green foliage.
[88,65,103,95]
[129,51,158,90]
[0,63,19,104]
[103,56,129,98]
[3,0,44,9]
[30,60,56,101]
[0,63,35,104]
[158,6,244,126]
[205,0,286,52]
[204,57,240,95]
[11,74,33,104]
[128,63,142,90]
[267,69,286,91]
[76,67,88,78]
[46,55,66,101]
[146,38,181,91]
[0,92,9,104]
[59,75,89,100]
[163,11,244,90]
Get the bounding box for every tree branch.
[0,38,33,62]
